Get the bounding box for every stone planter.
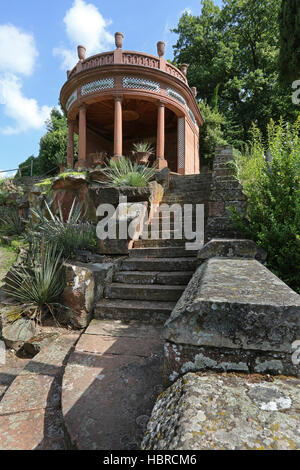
[132,151,151,165]
[157,41,165,57]
[115,32,124,49]
[77,45,86,62]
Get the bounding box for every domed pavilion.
[60,32,203,174]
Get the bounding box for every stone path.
[62,319,164,450]
[0,333,79,450]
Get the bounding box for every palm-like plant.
[132,142,154,154]
[4,241,64,324]
[0,209,25,236]
[29,199,97,257]
[101,157,157,187]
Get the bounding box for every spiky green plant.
[0,209,25,236]
[4,241,64,323]
[29,199,97,257]
[101,157,157,187]
[132,141,155,154]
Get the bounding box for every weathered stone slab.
[85,319,162,338]
[142,372,300,450]
[19,333,79,376]
[164,258,300,377]
[62,320,164,450]
[62,351,163,450]
[0,408,65,450]
[198,239,267,263]
[0,374,61,415]
[76,332,162,358]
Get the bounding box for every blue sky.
[0,0,223,175]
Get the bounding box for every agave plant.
[0,209,25,236]
[29,199,97,257]
[4,241,64,324]
[132,141,155,154]
[101,157,157,188]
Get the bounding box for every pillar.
[67,120,75,168]
[78,105,87,167]
[114,97,123,157]
[156,102,167,169]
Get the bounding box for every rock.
[155,167,170,189]
[63,261,114,329]
[2,317,36,352]
[198,239,267,263]
[142,372,300,450]
[164,257,300,379]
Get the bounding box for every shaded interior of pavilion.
[71,98,179,172]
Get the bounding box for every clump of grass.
[101,157,157,188]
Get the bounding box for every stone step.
[105,283,186,302]
[114,270,194,285]
[141,229,182,239]
[94,299,175,323]
[121,257,198,272]
[134,239,186,248]
[129,247,197,258]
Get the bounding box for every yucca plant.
[29,199,97,257]
[0,209,25,236]
[101,157,157,187]
[132,141,154,154]
[4,241,64,324]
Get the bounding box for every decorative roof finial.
[77,45,86,62]
[157,41,165,58]
[115,32,124,49]
[180,64,189,76]
[191,87,197,97]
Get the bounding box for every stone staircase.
[95,174,211,325]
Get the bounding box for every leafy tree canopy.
[172,0,299,147]
[279,0,300,83]
[18,108,78,177]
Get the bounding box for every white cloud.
[0,73,51,135]
[0,24,38,76]
[0,24,52,135]
[54,0,114,70]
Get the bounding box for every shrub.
[229,118,300,293]
[4,241,64,323]
[30,199,97,257]
[101,157,157,187]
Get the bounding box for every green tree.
[172,0,298,147]
[17,108,78,177]
[230,118,300,293]
[279,0,300,84]
[198,100,227,165]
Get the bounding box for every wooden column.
[78,105,87,167]
[114,97,123,157]
[67,120,75,168]
[156,102,167,169]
